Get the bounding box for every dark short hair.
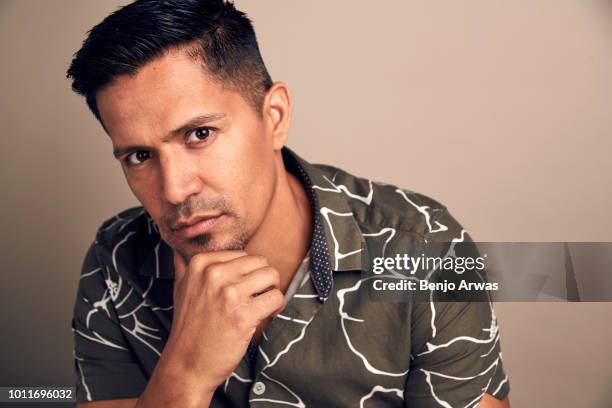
[66,0,273,122]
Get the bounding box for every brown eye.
[186,127,214,144]
[126,150,150,166]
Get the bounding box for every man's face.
[96,49,279,260]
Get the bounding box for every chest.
[214,277,413,407]
[124,273,414,407]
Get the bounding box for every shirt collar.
[138,146,368,301]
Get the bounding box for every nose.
[159,152,204,206]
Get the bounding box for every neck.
[245,151,313,293]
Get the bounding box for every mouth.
[172,214,224,239]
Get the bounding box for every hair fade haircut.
[66,0,273,122]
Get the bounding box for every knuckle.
[189,253,208,270]
[221,285,239,303]
[264,267,280,285]
[269,289,285,308]
[250,254,268,266]
[190,252,207,262]
[272,267,281,282]
[204,263,224,282]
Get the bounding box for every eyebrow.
[112,113,227,159]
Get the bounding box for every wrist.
[137,343,217,407]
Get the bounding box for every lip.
[172,214,223,238]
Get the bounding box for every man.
[67,1,510,407]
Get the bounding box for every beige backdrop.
[1,1,611,407]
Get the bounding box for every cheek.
[125,171,164,217]
[241,154,277,220]
[126,174,148,202]
[224,136,277,220]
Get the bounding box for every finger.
[249,289,286,322]
[188,250,248,279]
[233,266,280,298]
[174,250,246,295]
[212,254,270,281]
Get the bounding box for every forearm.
[478,394,510,408]
[134,345,216,408]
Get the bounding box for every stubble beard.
[187,217,250,252]
[161,196,251,259]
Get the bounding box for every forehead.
[96,48,246,142]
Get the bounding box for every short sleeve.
[404,210,510,407]
[72,242,148,403]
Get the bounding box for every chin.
[185,232,249,254]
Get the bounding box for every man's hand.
[478,394,510,408]
[170,251,286,385]
[134,250,286,408]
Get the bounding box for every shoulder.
[94,206,155,245]
[311,162,464,241]
[87,206,159,272]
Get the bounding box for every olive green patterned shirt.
[72,147,509,407]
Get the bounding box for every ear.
[262,82,292,151]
